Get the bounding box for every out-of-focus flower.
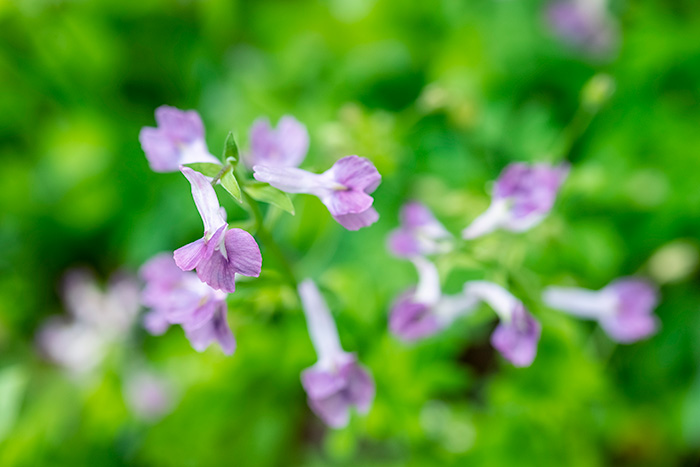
[388,202,452,259]
[298,279,375,428]
[545,0,619,58]
[253,155,381,230]
[37,269,140,374]
[462,163,568,240]
[140,253,236,355]
[139,106,221,172]
[390,257,477,341]
[174,167,262,293]
[463,281,542,367]
[124,370,175,421]
[543,278,660,343]
[245,116,309,168]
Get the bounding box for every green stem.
[242,190,298,288]
[210,163,232,187]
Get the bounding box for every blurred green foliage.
[1,0,700,465]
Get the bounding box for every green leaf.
[221,169,242,203]
[244,182,295,215]
[183,162,223,177]
[223,131,239,165]
[0,365,28,442]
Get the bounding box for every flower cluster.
[388,160,660,367]
[138,106,381,426]
[38,269,140,374]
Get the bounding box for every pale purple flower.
[388,202,452,259]
[253,155,381,230]
[37,269,140,374]
[298,279,375,428]
[464,281,542,367]
[140,253,236,355]
[543,277,659,343]
[390,257,477,341]
[245,115,309,168]
[124,370,175,421]
[462,163,569,240]
[546,0,619,58]
[174,167,262,293]
[139,105,221,172]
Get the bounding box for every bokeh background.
[2,0,700,465]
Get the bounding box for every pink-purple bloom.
[388,202,452,259]
[140,253,236,355]
[543,277,660,343]
[545,0,619,58]
[174,167,262,293]
[37,269,140,374]
[464,281,542,367]
[245,115,309,168]
[253,155,381,230]
[462,163,568,239]
[139,105,221,172]
[390,258,477,341]
[298,279,375,428]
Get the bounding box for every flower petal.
[155,105,205,143]
[389,290,441,341]
[298,279,343,361]
[346,363,375,414]
[173,238,207,271]
[328,156,381,193]
[223,228,262,277]
[322,189,374,216]
[184,305,236,355]
[490,305,541,367]
[253,165,328,195]
[276,115,309,167]
[301,365,348,400]
[181,167,227,235]
[139,127,179,172]
[196,250,237,293]
[307,392,351,429]
[333,206,379,231]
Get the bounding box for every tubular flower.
[245,115,309,168]
[37,269,140,374]
[140,253,236,355]
[462,162,569,239]
[389,257,477,341]
[253,155,381,230]
[542,277,659,343]
[464,281,542,367]
[139,105,221,172]
[298,279,375,428]
[174,167,262,293]
[387,201,453,259]
[545,0,619,58]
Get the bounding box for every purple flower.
[545,0,619,58]
[464,281,542,367]
[390,258,477,341]
[174,167,262,293]
[140,253,236,355]
[253,155,381,230]
[37,269,140,374]
[124,370,175,421]
[139,106,221,172]
[245,115,309,168]
[298,279,375,428]
[387,202,452,258]
[543,277,659,343]
[462,163,568,239]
